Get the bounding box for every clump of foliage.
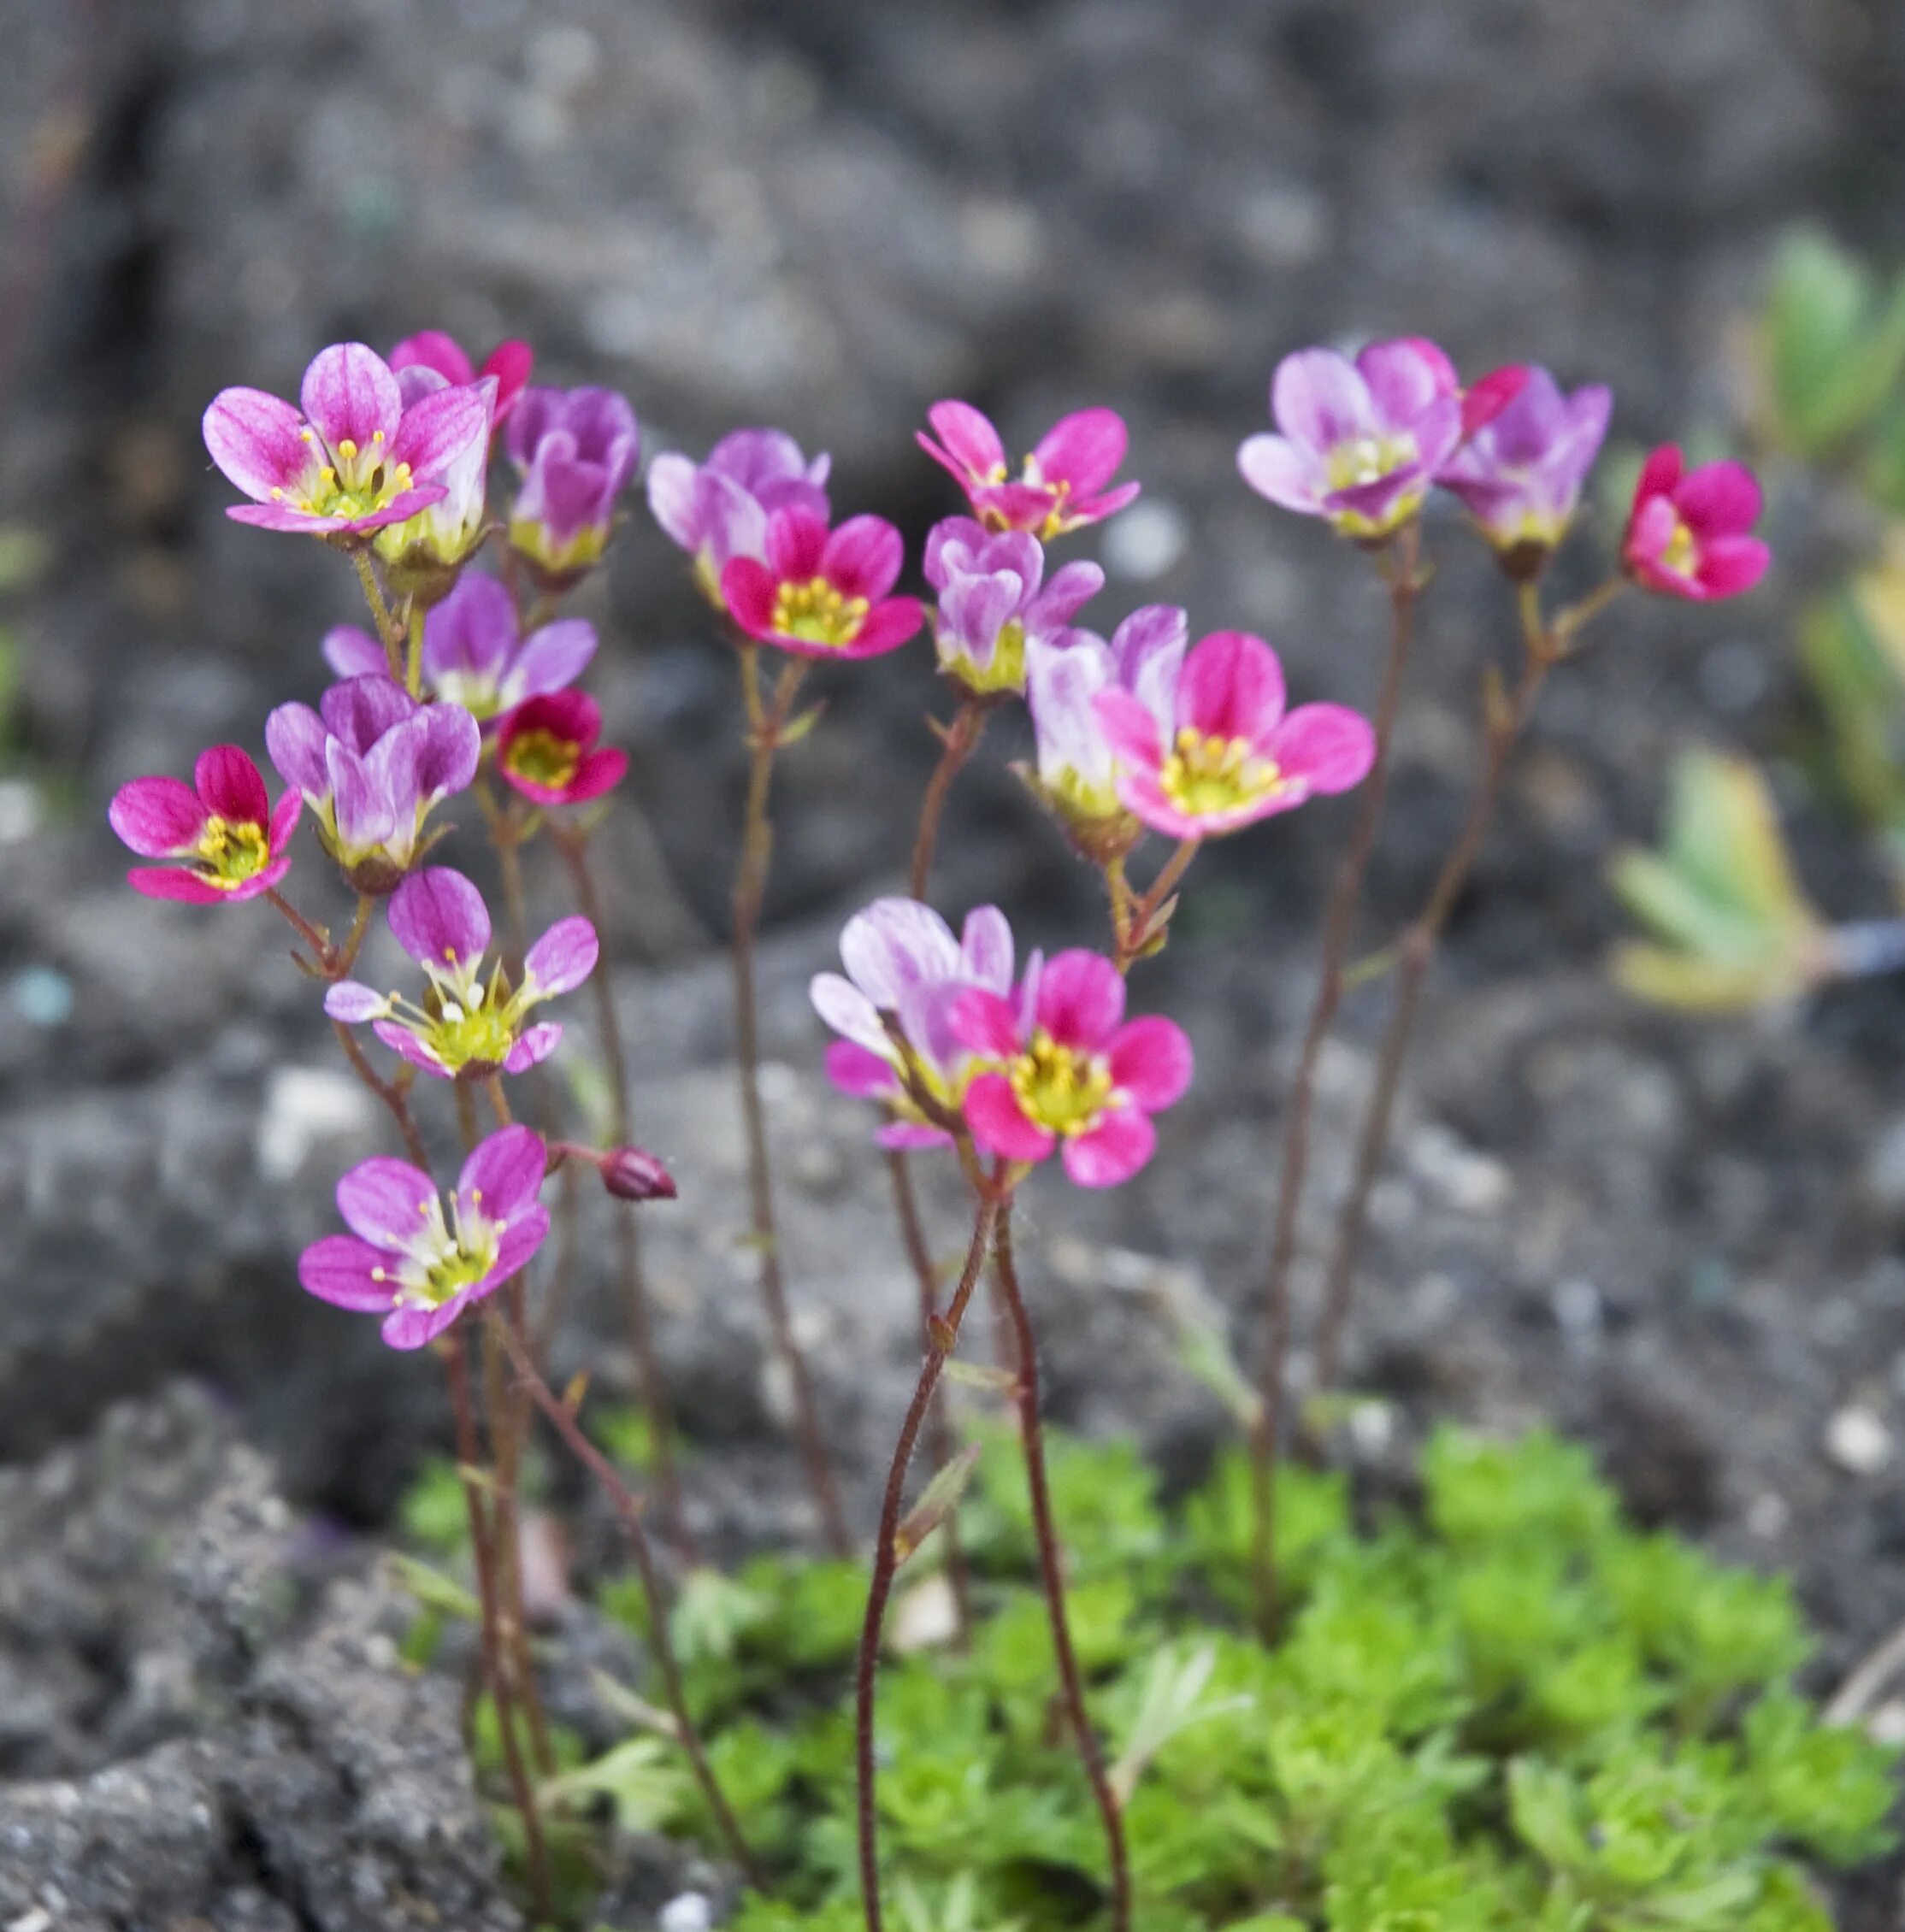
[407,1425,1896,1931]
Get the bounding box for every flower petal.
[267,786,302,857]
[823,515,904,600]
[193,745,269,826]
[838,598,923,659]
[1093,689,1168,773]
[948,987,1023,1060]
[203,386,316,504]
[1270,704,1377,794]
[337,1154,438,1248]
[1271,349,1371,453]
[324,981,389,1022]
[390,380,492,481]
[109,775,205,857]
[488,1203,552,1284]
[458,1124,548,1221]
[811,972,892,1054]
[646,451,701,550]
[959,905,1014,992]
[840,898,961,1008]
[1033,407,1126,495]
[764,505,829,582]
[320,674,417,752]
[390,329,475,386]
[825,1039,900,1098]
[389,866,492,969]
[1696,537,1771,599]
[1357,338,1448,429]
[423,574,517,680]
[1237,433,1323,514]
[722,557,779,634]
[1061,1106,1156,1187]
[1034,948,1125,1050]
[298,1234,399,1311]
[125,865,227,904]
[300,342,402,454]
[524,916,599,996]
[504,1022,562,1072]
[1677,460,1762,539]
[509,618,598,700]
[322,625,389,680]
[962,1071,1055,1163]
[923,401,1005,481]
[1107,1016,1193,1111]
[415,702,481,802]
[1177,632,1286,746]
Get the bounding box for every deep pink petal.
[390,381,491,481]
[1112,769,1210,841]
[337,1155,438,1248]
[1092,689,1168,773]
[1035,949,1125,1050]
[1676,460,1762,539]
[963,1072,1055,1163]
[219,854,292,904]
[267,786,302,857]
[389,867,492,969]
[504,1022,562,1072]
[374,1020,452,1077]
[1033,408,1126,495]
[480,341,534,419]
[563,746,628,802]
[1064,480,1141,527]
[380,1300,467,1351]
[923,401,1005,481]
[823,515,904,600]
[764,505,829,582]
[458,1124,548,1221]
[1061,1106,1156,1187]
[109,775,205,857]
[969,481,1057,532]
[1631,444,1684,512]
[192,745,269,826]
[301,343,402,453]
[125,864,226,904]
[487,1204,552,1284]
[826,1040,900,1099]
[1177,632,1286,746]
[722,557,780,635]
[876,1121,953,1151]
[948,987,1023,1060]
[835,598,923,658]
[224,502,348,533]
[524,916,599,995]
[1696,537,1771,599]
[1269,703,1377,794]
[1107,1016,1194,1112]
[203,386,316,503]
[1462,364,1530,437]
[390,330,475,386]
[299,1234,399,1311]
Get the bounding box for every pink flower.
[298,1125,551,1349]
[811,898,1016,1149]
[722,507,923,660]
[917,402,1140,538]
[1093,631,1376,839]
[109,745,300,904]
[1236,339,1463,539]
[1621,445,1771,602]
[389,329,534,427]
[495,691,628,806]
[647,427,832,610]
[202,342,490,539]
[504,385,640,579]
[326,866,598,1081]
[950,951,1191,1187]
[923,517,1102,696]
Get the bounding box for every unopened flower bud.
[601,1144,677,1203]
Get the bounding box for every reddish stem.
[909,697,988,899]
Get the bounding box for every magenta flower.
[1023,605,1188,845]
[922,517,1102,696]
[321,574,599,726]
[372,362,501,588]
[504,385,640,578]
[647,427,832,610]
[298,1125,551,1349]
[1622,445,1771,602]
[266,674,480,892]
[917,402,1140,539]
[109,745,300,904]
[722,508,923,660]
[1437,367,1611,568]
[496,691,628,807]
[390,329,534,427]
[202,342,491,540]
[327,866,598,1081]
[1093,631,1376,839]
[949,951,1191,1187]
[811,898,1015,1149]
[1236,339,1463,540]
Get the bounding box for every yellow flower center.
[1324,432,1417,492]
[275,425,415,521]
[193,814,270,889]
[392,1196,504,1308]
[771,575,870,648]
[504,727,581,792]
[1660,515,1699,577]
[1007,1028,1116,1139]
[1158,727,1284,818]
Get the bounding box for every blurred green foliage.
[402,1425,1896,1930]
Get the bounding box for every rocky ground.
[3,0,1905,1924]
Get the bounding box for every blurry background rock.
[3,1,1905,1918]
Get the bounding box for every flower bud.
[600,1144,678,1203]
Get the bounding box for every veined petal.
[823,515,904,600]
[203,387,314,502]
[1028,633,1115,786]
[264,703,330,798]
[109,775,206,857]
[1272,349,1371,453]
[194,745,269,827]
[1177,631,1286,746]
[504,1022,562,1072]
[325,981,390,1022]
[764,505,829,582]
[391,380,492,481]
[321,674,417,753]
[389,866,492,970]
[510,618,597,699]
[458,1124,548,1221]
[424,574,517,680]
[840,898,961,1009]
[837,597,923,658]
[721,557,778,633]
[523,916,599,996]
[299,1234,400,1311]
[948,987,1023,1061]
[1062,1106,1156,1187]
[126,865,229,904]
[336,1154,437,1249]
[322,625,389,680]
[825,1038,900,1098]
[375,1019,451,1076]
[1358,338,1448,429]
[415,702,481,802]
[1026,559,1103,633]
[487,1204,552,1284]
[922,515,992,589]
[267,786,302,857]
[1093,689,1168,774]
[300,342,402,454]
[959,905,1014,992]
[1035,948,1125,1050]
[811,972,892,1055]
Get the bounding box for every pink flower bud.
[600,1145,678,1203]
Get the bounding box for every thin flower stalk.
[491,1316,764,1888]
[731,643,851,1553]
[909,697,988,899]
[1249,521,1423,1627]
[991,1204,1131,1932]
[855,1187,1003,1932]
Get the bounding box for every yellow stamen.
[1007,1028,1116,1138]
[770,574,870,650]
[1158,727,1285,819]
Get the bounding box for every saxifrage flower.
[917,402,1140,538]
[504,385,640,579]
[1437,366,1611,571]
[326,865,598,1080]
[647,427,832,610]
[950,950,1192,1187]
[1237,339,1463,539]
[923,517,1102,696]
[203,341,491,539]
[390,329,533,427]
[722,507,923,660]
[496,691,628,807]
[325,574,598,724]
[1622,445,1771,602]
[1093,630,1376,839]
[109,745,300,904]
[373,362,500,591]
[266,674,480,892]
[298,1124,551,1349]
[811,898,1015,1149]
[1023,604,1188,854]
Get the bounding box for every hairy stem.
[492,1317,764,1888]
[992,1205,1131,1932]
[554,826,698,1563]
[1113,836,1201,973]
[445,1329,551,1918]
[856,1190,1003,1932]
[1249,521,1422,1627]
[350,549,401,666]
[330,1019,429,1168]
[729,644,850,1553]
[909,696,988,899]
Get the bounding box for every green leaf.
[894,1444,982,1564]
[1764,226,1905,454]
[543,1735,690,1835]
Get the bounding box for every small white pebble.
[255,1066,377,1181]
[1825,1406,1892,1476]
[660,1893,714,1932]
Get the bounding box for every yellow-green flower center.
[504,727,581,792]
[193,814,270,889]
[277,427,415,521]
[1007,1028,1115,1138]
[1159,727,1283,818]
[947,616,1026,696]
[372,1196,504,1309]
[1660,515,1699,577]
[771,575,870,648]
[1324,432,1417,492]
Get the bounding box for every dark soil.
[3,0,1905,1924]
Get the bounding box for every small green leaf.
[894,1443,982,1564]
